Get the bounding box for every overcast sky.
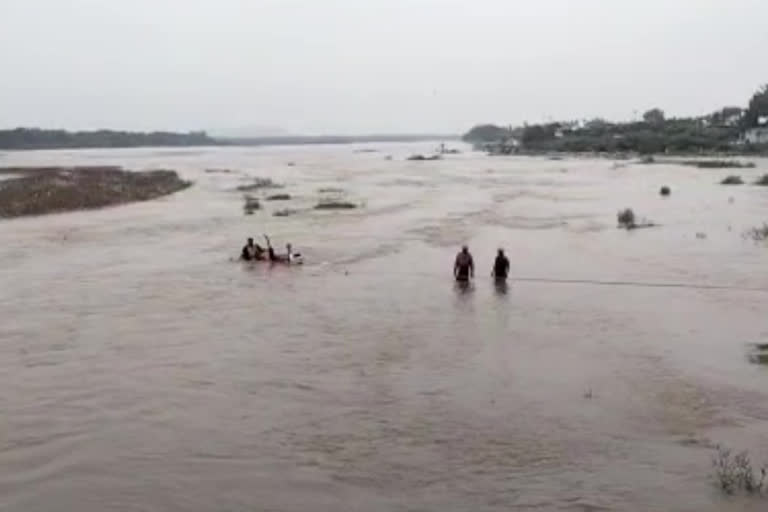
[0,0,766,135]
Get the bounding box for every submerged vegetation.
[236,177,283,191]
[0,166,190,218]
[242,195,260,215]
[747,343,768,365]
[407,154,443,161]
[266,193,292,201]
[617,208,636,228]
[712,446,766,495]
[681,160,756,169]
[720,175,744,185]
[273,208,299,217]
[315,200,358,210]
[745,223,768,241]
[617,208,656,230]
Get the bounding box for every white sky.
[0,0,766,134]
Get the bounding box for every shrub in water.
[713,445,766,495]
[243,195,260,214]
[617,208,636,228]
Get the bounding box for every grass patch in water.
[0,166,191,218]
[266,193,291,201]
[747,343,768,365]
[315,200,358,210]
[243,194,260,215]
[236,177,283,191]
[754,174,768,186]
[684,160,756,169]
[273,208,299,217]
[744,223,768,241]
[721,175,744,185]
[407,154,442,161]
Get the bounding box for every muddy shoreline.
[0,166,191,218]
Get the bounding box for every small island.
[0,166,191,218]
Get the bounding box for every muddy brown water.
[2,144,768,511]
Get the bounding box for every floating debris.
[660,186,671,196]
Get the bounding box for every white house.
[744,127,768,145]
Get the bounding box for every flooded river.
[2,144,768,511]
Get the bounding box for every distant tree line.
[463,84,768,154]
[0,128,216,150]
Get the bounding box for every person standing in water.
[241,237,264,261]
[491,248,510,281]
[454,245,475,282]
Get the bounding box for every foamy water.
[1,144,768,511]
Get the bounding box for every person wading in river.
[264,234,292,263]
[491,248,510,281]
[240,237,265,261]
[454,245,475,282]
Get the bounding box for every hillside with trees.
[0,129,216,150]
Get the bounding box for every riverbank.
[0,166,190,218]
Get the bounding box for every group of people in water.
[454,245,510,282]
[241,235,301,264]
[241,237,508,281]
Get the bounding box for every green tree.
[744,85,768,128]
[462,124,510,143]
[643,108,665,125]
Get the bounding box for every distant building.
[743,127,768,145]
[724,113,743,126]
